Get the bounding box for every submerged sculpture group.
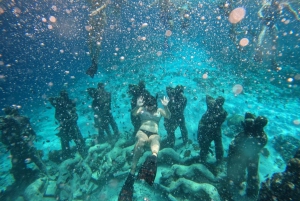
[0,81,298,201]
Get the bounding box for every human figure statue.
[118,95,171,201]
[197,95,227,164]
[86,0,108,78]
[128,81,151,138]
[0,106,47,182]
[49,90,86,159]
[258,148,300,201]
[162,85,188,148]
[87,83,119,143]
[254,0,300,70]
[226,112,268,199]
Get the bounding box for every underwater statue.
[226,112,268,199]
[162,85,188,148]
[87,83,119,143]
[118,95,171,201]
[197,95,227,163]
[0,106,47,182]
[128,81,151,138]
[49,90,86,159]
[258,148,300,201]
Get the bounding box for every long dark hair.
[145,95,158,114]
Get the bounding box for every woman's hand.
[161,96,169,106]
[137,96,144,107]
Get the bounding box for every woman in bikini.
[119,95,170,200]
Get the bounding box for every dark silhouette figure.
[49,90,86,159]
[0,106,47,182]
[86,0,108,78]
[87,83,119,142]
[258,148,300,201]
[197,95,227,163]
[227,112,268,199]
[128,81,151,137]
[163,85,188,148]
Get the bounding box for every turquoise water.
[0,0,300,200]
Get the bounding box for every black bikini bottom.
[139,129,157,137]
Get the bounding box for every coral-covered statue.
[227,112,268,199]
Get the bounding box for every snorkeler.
[254,0,300,69]
[85,0,108,78]
[162,85,188,148]
[87,83,119,143]
[197,95,227,164]
[49,90,86,159]
[0,106,47,182]
[118,95,171,201]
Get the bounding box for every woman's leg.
[149,134,161,156]
[131,130,148,174]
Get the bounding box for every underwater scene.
[0,0,300,200]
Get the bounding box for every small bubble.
[51,5,57,11]
[49,16,57,23]
[120,56,125,61]
[229,7,246,24]
[141,23,148,28]
[202,73,208,79]
[60,49,64,53]
[239,38,249,47]
[293,119,300,126]
[232,84,243,96]
[0,7,5,15]
[165,30,172,37]
[85,25,92,31]
[66,9,72,14]
[13,7,22,16]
